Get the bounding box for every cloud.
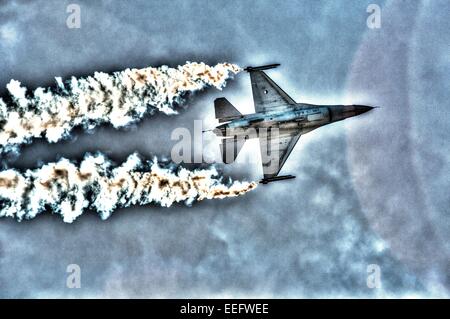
[0,152,256,223]
[0,62,240,153]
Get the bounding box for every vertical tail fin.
[214,98,242,123]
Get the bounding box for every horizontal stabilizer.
[214,97,242,123]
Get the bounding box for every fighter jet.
[211,64,374,184]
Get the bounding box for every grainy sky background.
[0,0,448,298]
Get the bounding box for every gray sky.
[0,0,448,298]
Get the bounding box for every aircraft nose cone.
[354,105,375,115]
[329,104,376,122]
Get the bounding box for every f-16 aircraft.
[211,64,374,184]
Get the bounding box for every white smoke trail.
[0,62,241,153]
[0,153,257,223]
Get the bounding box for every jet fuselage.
[214,104,373,138]
[212,63,375,183]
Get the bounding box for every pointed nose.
[329,105,375,122]
[353,105,374,115]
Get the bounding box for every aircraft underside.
[211,64,374,183]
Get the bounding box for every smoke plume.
[0,62,241,153]
[0,153,257,223]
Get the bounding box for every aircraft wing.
[249,70,296,113]
[259,131,301,179]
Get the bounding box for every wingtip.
[244,63,281,72]
[259,175,296,184]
